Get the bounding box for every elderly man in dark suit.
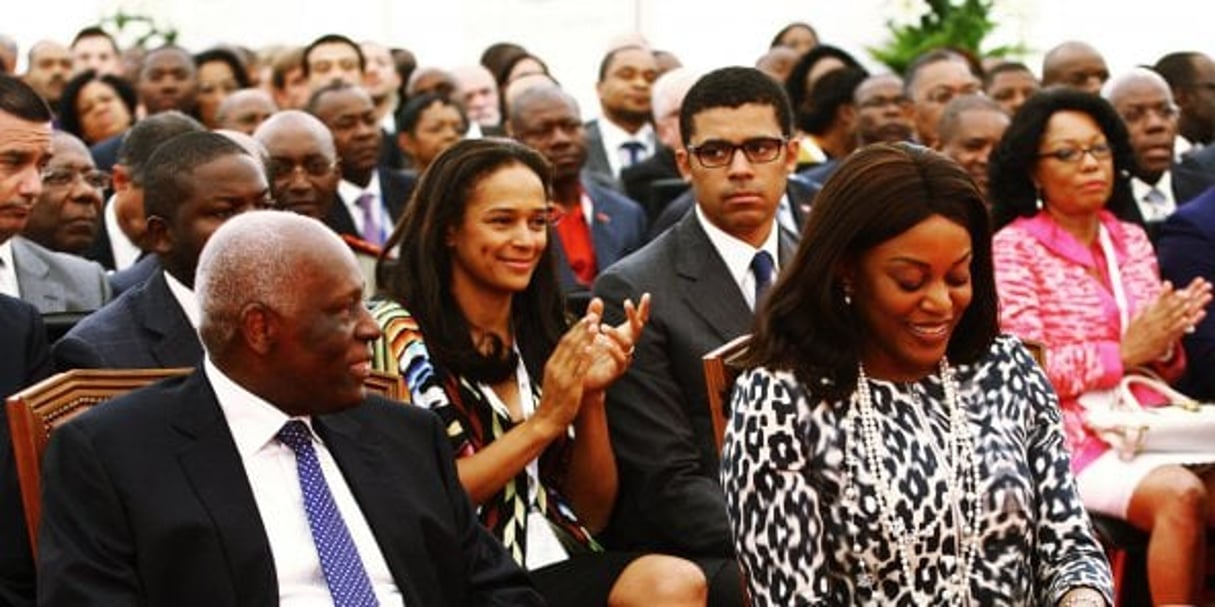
[1104,68,1215,242]
[508,84,646,300]
[592,67,800,605]
[53,132,268,370]
[38,210,541,605]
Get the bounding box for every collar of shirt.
[695,204,779,308]
[162,269,201,329]
[596,118,655,177]
[1130,171,1176,220]
[103,194,143,271]
[1175,136,1197,162]
[205,356,307,459]
[338,172,385,233]
[0,239,17,298]
[378,112,395,136]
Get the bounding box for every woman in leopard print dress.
[721,144,1112,605]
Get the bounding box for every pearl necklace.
[843,360,982,605]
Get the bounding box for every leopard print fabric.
[722,336,1113,606]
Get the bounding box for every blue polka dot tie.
[277,420,379,607]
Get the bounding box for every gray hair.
[195,209,351,354]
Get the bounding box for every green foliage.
[96,9,178,49]
[868,0,1021,74]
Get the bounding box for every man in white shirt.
[38,210,542,606]
[584,45,659,185]
[592,66,799,607]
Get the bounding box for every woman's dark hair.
[194,48,252,89]
[745,143,999,399]
[770,21,819,50]
[988,87,1137,230]
[394,92,467,136]
[495,53,549,89]
[377,138,564,383]
[57,70,137,143]
[784,44,863,132]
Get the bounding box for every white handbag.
[1081,373,1215,460]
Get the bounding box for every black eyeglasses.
[686,137,787,168]
[1036,142,1113,164]
[267,157,337,182]
[40,167,110,189]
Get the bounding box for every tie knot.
[1145,187,1167,204]
[751,250,775,284]
[277,420,313,452]
[355,192,375,210]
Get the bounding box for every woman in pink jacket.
[990,88,1213,604]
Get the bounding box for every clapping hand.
[582,294,652,393]
[1122,277,1212,367]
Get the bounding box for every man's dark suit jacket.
[592,210,797,557]
[647,177,818,242]
[107,254,160,296]
[37,370,542,606]
[620,145,683,224]
[324,167,417,241]
[1125,164,1215,243]
[0,295,49,607]
[1157,185,1215,400]
[87,132,124,173]
[82,213,118,271]
[552,178,647,295]
[52,270,202,371]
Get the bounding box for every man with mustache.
[508,84,646,299]
[22,41,72,112]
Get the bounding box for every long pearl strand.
[845,360,982,605]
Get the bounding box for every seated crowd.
[4,17,1215,606]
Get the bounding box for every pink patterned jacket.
[993,211,1186,473]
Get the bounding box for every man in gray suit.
[592,67,799,605]
[0,75,109,315]
[583,45,659,186]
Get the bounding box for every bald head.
[1042,41,1109,94]
[216,89,278,134]
[508,84,579,132]
[1103,68,1173,105]
[254,110,339,219]
[406,66,457,99]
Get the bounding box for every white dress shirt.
[596,117,655,178]
[206,358,403,606]
[695,205,780,311]
[338,172,389,243]
[0,239,18,297]
[162,270,201,330]
[1131,171,1177,223]
[103,195,143,271]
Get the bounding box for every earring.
[842,284,853,306]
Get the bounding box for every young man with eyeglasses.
[1104,68,1215,240]
[591,66,799,607]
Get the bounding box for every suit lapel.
[172,372,278,605]
[314,412,425,605]
[673,214,753,342]
[324,195,359,238]
[140,272,204,366]
[12,238,64,311]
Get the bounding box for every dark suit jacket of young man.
[37,370,542,606]
[52,270,202,371]
[324,167,417,241]
[1157,185,1215,400]
[620,145,684,224]
[592,209,797,557]
[0,294,50,607]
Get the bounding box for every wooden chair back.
[702,334,753,453]
[6,367,402,555]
